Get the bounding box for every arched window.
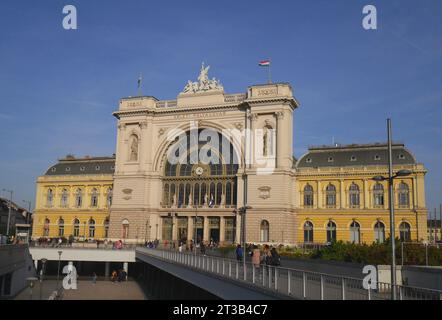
[73,218,80,237]
[88,219,95,238]
[46,189,54,207]
[304,221,314,243]
[91,188,99,207]
[75,189,83,208]
[349,221,360,244]
[349,183,360,208]
[60,189,69,207]
[326,221,337,243]
[326,184,336,208]
[193,183,200,206]
[43,218,50,237]
[303,184,314,207]
[373,183,384,207]
[225,182,232,206]
[122,219,129,239]
[399,222,411,242]
[178,184,184,208]
[260,220,270,242]
[104,218,110,238]
[216,182,223,205]
[106,188,113,207]
[58,218,65,237]
[398,182,409,207]
[185,183,191,206]
[374,221,385,243]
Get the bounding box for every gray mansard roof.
[44,155,115,176]
[295,143,417,169]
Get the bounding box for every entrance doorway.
[208,217,220,243]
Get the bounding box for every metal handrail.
[137,247,442,300]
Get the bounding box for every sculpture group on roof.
[182,62,224,94]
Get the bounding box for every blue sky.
[0,0,441,214]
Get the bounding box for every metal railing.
[137,248,442,300]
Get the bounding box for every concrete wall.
[29,247,136,262]
[402,266,442,290]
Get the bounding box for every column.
[340,180,345,209]
[123,262,128,278]
[172,216,178,241]
[105,262,110,278]
[203,217,209,242]
[363,180,369,209]
[235,214,242,244]
[275,111,284,168]
[187,216,194,243]
[219,216,225,243]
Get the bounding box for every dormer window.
[374,155,381,161]
[51,167,56,172]
[95,165,100,171]
[350,155,357,161]
[110,165,115,170]
[80,166,85,172]
[328,157,334,163]
[306,158,312,163]
[65,167,71,172]
[398,154,405,160]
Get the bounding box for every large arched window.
[260,220,270,242]
[349,221,360,244]
[349,183,360,208]
[373,183,384,207]
[75,188,83,208]
[73,218,80,237]
[304,221,314,243]
[326,221,337,243]
[122,219,129,239]
[88,219,95,238]
[162,129,238,209]
[398,182,409,207]
[58,218,64,237]
[303,184,314,207]
[46,189,54,207]
[374,221,385,243]
[399,222,411,242]
[43,218,50,237]
[326,184,336,208]
[91,188,99,207]
[60,189,69,208]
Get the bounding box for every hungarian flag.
[259,60,271,67]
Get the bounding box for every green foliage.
[218,244,236,257]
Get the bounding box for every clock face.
[195,167,204,176]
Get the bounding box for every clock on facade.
[195,166,204,176]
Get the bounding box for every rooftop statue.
[182,62,224,94]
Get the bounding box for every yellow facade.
[32,156,114,241]
[294,145,428,244]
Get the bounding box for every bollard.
[320,275,324,300]
[303,272,307,299]
[288,270,292,296]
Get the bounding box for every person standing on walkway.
[235,244,243,261]
[251,245,261,268]
[92,272,97,284]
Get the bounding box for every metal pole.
[56,251,62,291]
[401,242,404,266]
[434,208,438,242]
[387,118,397,300]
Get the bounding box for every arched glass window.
[185,183,191,206]
[193,183,200,206]
[91,188,99,207]
[43,218,50,237]
[73,218,80,237]
[326,221,337,243]
[122,219,129,239]
[104,218,110,238]
[58,218,65,237]
[260,220,270,242]
[374,221,385,243]
[106,188,113,207]
[349,221,360,244]
[46,189,54,207]
[304,221,314,243]
[398,182,409,207]
[216,182,223,205]
[75,188,83,208]
[303,184,314,207]
[399,222,411,242]
[88,219,95,238]
[60,189,69,207]
[373,183,384,207]
[170,184,176,206]
[349,183,360,208]
[226,182,232,206]
[326,184,336,208]
[178,184,184,208]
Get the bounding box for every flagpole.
[138,73,142,97]
[268,58,272,84]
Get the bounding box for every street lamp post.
[372,118,412,300]
[2,189,13,237]
[39,258,47,300]
[193,167,203,255]
[56,251,62,291]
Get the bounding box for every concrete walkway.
[15,280,147,300]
